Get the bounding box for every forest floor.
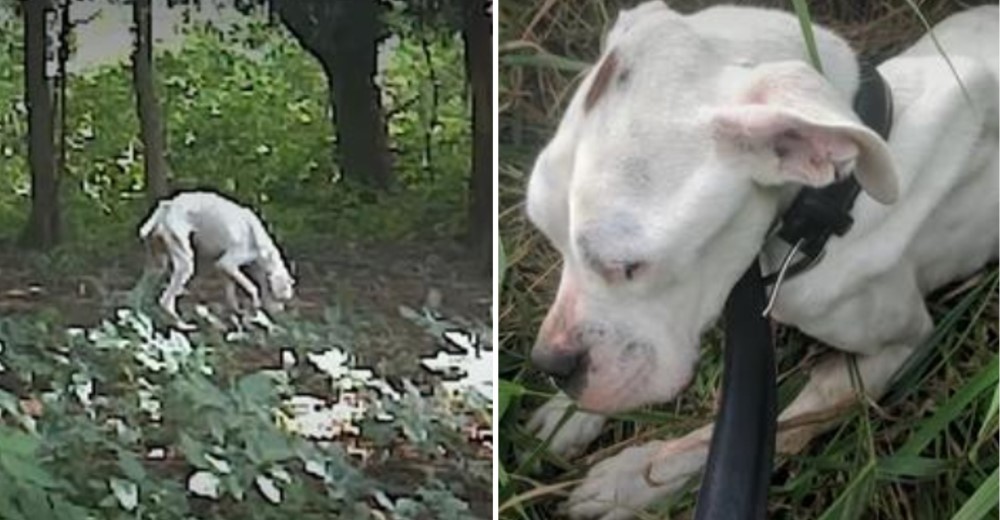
[0,237,491,378]
[0,236,494,517]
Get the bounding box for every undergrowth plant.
[0,302,491,519]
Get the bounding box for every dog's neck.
[759,185,808,275]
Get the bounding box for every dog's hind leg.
[565,326,928,519]
[159,235,196,330]
[774,343,918,454]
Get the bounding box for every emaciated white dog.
[139,191,295,329]
[524,3,998,518]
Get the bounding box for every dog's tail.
[139,201,171,240]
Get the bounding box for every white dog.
[139,191,295,329]
[524,3,998,518]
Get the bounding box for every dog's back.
[903,6,998,79]
[140,191,256,257]
[872,7,999,293]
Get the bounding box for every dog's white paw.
[565,439,707,520]
[527,394,607,458]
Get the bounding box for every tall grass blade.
[951,465,999,520]
[499,238,508,287]
[790,0,824,73]
[976,382,998,442]
[500,52,590,73]
[900,0,975,107]
[897,356,999,457]
[887,270,998,404]
[816,460,877,520]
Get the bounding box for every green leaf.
[877,455,949,479]
[223,473,246,502]
[0,428,40,457]
[236,372,276,405]
[0,453,58,489]
[0,482,28,520]
[109,477,138,511]
[951,466,999,520]
[15,487,55,520]
[116,449,147,482]
[50,497,90,520]
[246,428,295,465]
[498,379,524,421]
[178,432,210,469]
[0,388,19,417]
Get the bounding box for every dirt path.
[0,238,491,378]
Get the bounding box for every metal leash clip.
[761,238,804,318]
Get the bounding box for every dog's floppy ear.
[712,61,898,204]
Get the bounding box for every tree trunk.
[463,1,493,266]
[55,0,68,195]
[273,0,393,190]
[132,0,170,204]
[21,0,59,249]
[322,47,393,191]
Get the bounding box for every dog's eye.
[623,261,645,281]
[589,260,647,283]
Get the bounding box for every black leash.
[693,261,776,520]
[693,61,893,520]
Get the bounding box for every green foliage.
[0,304,489,519]
[0,17,27,233]
[0,13,472,255]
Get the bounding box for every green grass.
[498,0,999,518]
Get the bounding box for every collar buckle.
[761,60,893,289]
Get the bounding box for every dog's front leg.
[528,393,608,458]
[216,251,261,310]
[247,263,283,314]
[564,341,919,519]
[224,278,241,312]
[565,427,710,520]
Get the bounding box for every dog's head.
[266,257,296,302]
[526,2,898,413]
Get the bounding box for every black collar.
[762,61,894,286]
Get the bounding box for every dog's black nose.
[531,346,583,379]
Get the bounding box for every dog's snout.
[531,343,584,379]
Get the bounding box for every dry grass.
[498,1,999,518]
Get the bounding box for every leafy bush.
[0,304,490,519]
